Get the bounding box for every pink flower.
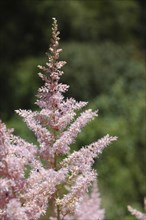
[0,18,117,220]
[128,198,146,220]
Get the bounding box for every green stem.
[54,154,61,220]
[53,130,61,220]
[51,83,61,220]
[57,202,61,220]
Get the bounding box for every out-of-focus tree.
[75,80,145,219]
[0,0,145,119]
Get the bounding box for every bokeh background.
[0,0,145,219]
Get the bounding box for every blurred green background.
[0,0,145,219]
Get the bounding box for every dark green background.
[0,0,145,219]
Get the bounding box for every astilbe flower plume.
[75,181,105,220]
[0,120,67,220]
[0,18,117,220]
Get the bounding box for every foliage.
[2,41,145,120]
[75,78,146,219]
[61,42,145,100]
[0,0,145,119]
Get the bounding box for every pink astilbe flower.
[56,171,96,218]
[1,18,117,220]
[62,134,117,175]
[0,120,36,201]
[4,199,28,220]
[51,181,104,220]
[0,120,67,219]
[53,109,98,155]
[0,120,35,219]
[75,181,105,220]
[128,198,146,220]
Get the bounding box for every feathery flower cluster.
[128,198,146,220]
[75,181,105,220]
[0,120,67,219]
[0,18,117,220]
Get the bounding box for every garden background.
[0,0,145,219]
